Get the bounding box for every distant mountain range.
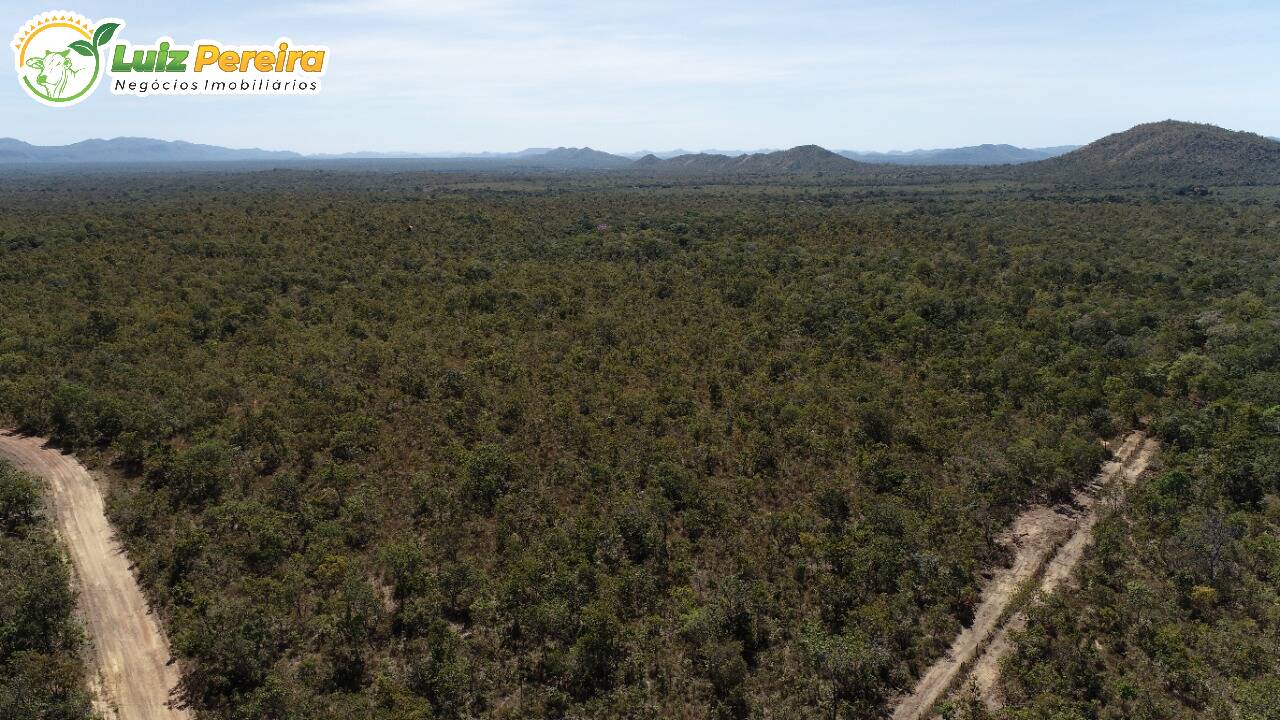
[635,124,1280,180]
[0,137,1085,169]
[630,143,1077,173]
[3,124,1279,183]
[619,148,781,160]
[307,146,625,164]
[0,137,634,169]
[838,144,1078,165]
[636,145,866,173]
[308,148,554,160]
[0,137,301,163]
[624,145,1073,165]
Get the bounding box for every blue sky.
[4,0,1278,153]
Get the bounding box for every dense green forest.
[0,460,96,719]
[0,169,1276,718]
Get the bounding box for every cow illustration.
[25,49,80,99]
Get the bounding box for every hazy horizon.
[5,1,1279,154]
[7,121,1277,159]
[2,133,1092,157]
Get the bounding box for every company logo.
[12,11,118,106]
[13,10,328,107]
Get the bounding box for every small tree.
[0,465,39,534]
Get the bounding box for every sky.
[4,0,1278,154]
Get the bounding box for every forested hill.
[1022,120,1280,185]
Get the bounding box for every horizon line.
[3,119,1277,158]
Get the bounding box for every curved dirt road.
[890,431,1157,720]
[0,431,188,720]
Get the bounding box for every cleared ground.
[0,431,189,720]
[891,431,1158,720]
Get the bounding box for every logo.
[12,11,120,106]
[13,10,328,107]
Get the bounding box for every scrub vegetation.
[0,166,1276,719]
[0,460,97,720]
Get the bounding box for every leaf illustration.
[69,40,94,56]
[93,22,120,47]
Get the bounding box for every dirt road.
[890,431,1157,720]
[0,431,189,720]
